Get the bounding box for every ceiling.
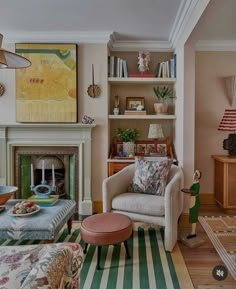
[1,0,236,50]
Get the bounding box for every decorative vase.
[123,142,135,156]
[113,107,119,115]
[154,103,168,114]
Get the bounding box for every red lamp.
[218,109,236,156]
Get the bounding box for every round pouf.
[81,212,132,269]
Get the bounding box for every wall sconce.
[0,83,5,96]
[225,76,236,106]
[87,64,101,98]
[218,109,236,156]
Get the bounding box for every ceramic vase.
[123,142,135,156]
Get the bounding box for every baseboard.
[200,193,216,205]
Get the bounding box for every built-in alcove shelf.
[109,114,176,120]
[108,77,176,84]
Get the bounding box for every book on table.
[27,195,59,207]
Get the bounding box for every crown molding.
[109,39,173,52]
[170,0,210,49]
[2,31,113,44]
[195,40,236,51]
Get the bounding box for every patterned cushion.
[132,158,172,196]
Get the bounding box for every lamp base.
[223,133,236,156]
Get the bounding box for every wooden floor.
[178,205,236,289]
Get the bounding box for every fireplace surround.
[0,124,96,219]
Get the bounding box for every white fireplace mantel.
[0,123,96,218]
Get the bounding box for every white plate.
[8,205,41,217]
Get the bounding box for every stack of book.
[124,110,147,115]
[27,195,59,207]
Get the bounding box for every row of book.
[108,54,177,79]
[108,56,128,78]
[155,54,176,78]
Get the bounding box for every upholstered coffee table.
[81,212,132,269]
[0,199,76,241]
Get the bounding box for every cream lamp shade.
[0,33,31,69]
[148,124,164,139]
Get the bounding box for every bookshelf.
[107,51,176,173]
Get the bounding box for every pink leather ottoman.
[81,212,132,269]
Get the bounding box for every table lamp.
[218,109,236,156]
[148,123,164,153]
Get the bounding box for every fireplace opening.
[14,146,79,218]
[34,156,66,198]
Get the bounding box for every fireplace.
[0,124,95,219]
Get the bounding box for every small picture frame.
[157,144,167,155]
[136,144,146,154]
[126,97,145,110]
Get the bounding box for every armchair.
[103,163,184,252]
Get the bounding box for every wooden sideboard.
[107,159,134,176]
[212,155,236,210]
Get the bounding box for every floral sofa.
[0,242,83,289]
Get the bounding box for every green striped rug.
[0,222,193,289]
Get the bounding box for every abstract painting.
[15,43,77,122]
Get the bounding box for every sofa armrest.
[103,163,135,212]
[20,243,83,289]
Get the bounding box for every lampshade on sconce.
[218,109,236,156]
[148,124,164,139]
[0,33,31,69]
[225,76,236,106]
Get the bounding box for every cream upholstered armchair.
[102,162,184,252]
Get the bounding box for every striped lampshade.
[218,109,236,132]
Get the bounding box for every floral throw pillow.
[132,158,172,196]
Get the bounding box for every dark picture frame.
[126,97,145,110]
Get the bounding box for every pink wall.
[195,51,236,194]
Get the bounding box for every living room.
[0,0,236,288]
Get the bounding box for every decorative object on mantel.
[225,76,236,106]
[87,64,101,98]
[0,83,5,96]
[81,115,94,124]
[0,33,31,69]
[15,43,77,123]
[218,109,236,156]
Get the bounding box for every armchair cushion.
[112,192,165,216]
[132,158,172,196]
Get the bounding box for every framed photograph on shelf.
[15,43,78,123]
[157,143,167,155]
[126,97,145,110]
[136,143,146,154]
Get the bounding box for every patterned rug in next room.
[199,215,236,280]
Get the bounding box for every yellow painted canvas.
[15,43,77,122]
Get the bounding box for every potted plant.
[153,86,173,114]
[116,128,139,156]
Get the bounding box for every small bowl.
[0,186,18,205]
